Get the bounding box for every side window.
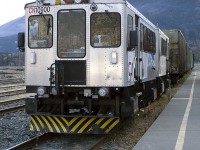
[143,26,147,51]
[135,15,139,27]
[127,15,133,48]
[150,30,153,51]
[150,30,155,52]
[161,38,167,55]
[140,23,143,50]
[152,32,156,52]
[147,28,150,51]
[142,24,155,53]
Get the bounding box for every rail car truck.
[18,0,170,134]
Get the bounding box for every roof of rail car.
[24,0,157,32]
[126,1,156,30]
[25,0,127,8]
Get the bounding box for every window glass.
[143,26,147,51]
[161,38,167,55]
[140,23,143,49]
[127,15,133,48]
[28,15,53,48]
[147,29,150,51]
[152,32,156,52]
[143,25,155,53]
[58,10,86,58]
[91,13,121,47]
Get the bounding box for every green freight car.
[163,29,193,83]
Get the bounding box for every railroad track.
[8,134,46,150]
[0,84,24,90]
[0,94,35,115]
[0,104,25,115]
[8,133,106,150]
[0,88,26,97]
[0,78,24,85]
[0,97,26,105]
[0,66,24,70]
[88,136,107,150]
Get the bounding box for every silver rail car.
[18,0,170,134]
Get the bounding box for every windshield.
[28,15,53,48]
[161,38,167,56]
[91,13,121,47]
[57,10,86,58]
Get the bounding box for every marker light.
[111,51,117,64]
[64,0,73,4]
[55,0,61,5]
[51,87,57,95]
[30,52,36,64]
[74,0,82,3]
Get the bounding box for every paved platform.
[133,67,200,150]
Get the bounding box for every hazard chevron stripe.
[30,115,120,134]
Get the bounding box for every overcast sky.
[0,0,34,26]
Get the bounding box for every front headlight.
[37,87,45,96]
[98,88,109,97]
[51,87,57,96]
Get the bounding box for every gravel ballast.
[0,110,40,150]
[0,72,190,150]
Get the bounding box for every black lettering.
[46,7,50,12]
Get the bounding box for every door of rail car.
[90,12,122,86]
[135,14,141,81]
[26,8,54,86]
[56,9,87,86]
[56,8,123,87]
[139,22,156,82]
[127,13,141,86]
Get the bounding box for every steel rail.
[0,89,26,97]
[0,104,25,115]
[8,133,52,150]
[88,136,107,150]
[0,83,24,88]
[0,78,24,85]
[0,97,25,105]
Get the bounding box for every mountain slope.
[0,16,25,38]
[0,1,199,57]
[130,0,200,61]
[0,16,24,53]
[0,35,18,53]
[130,0,200,44]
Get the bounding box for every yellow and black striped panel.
[30,115,120,134]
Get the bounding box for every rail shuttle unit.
[18,0,170,134]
